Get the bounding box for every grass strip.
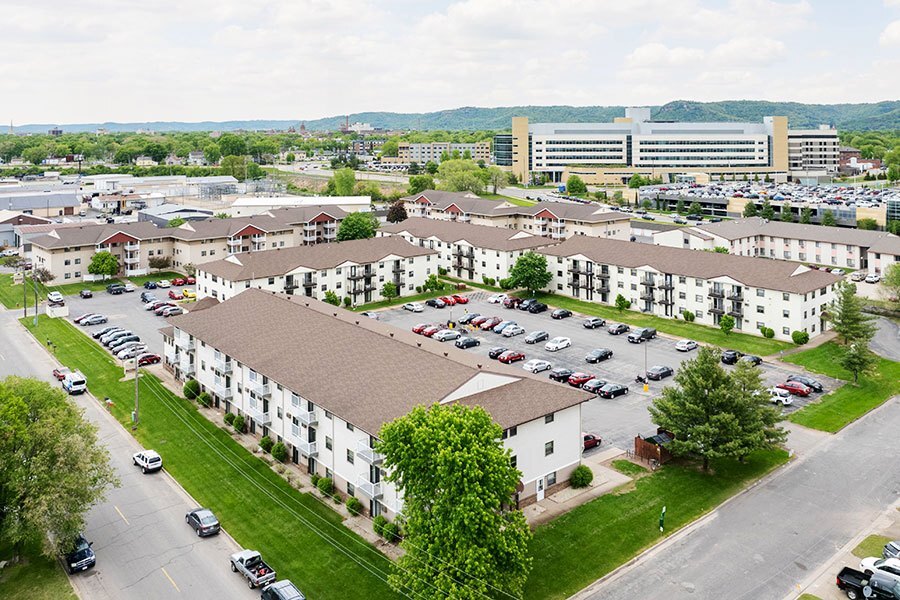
[0,273,123,309]
[852,535,892,559]
[0,537,78,600]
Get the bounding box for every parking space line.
[162,567,180,593]
[114,505,130,525]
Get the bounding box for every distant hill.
[10,100,900,133]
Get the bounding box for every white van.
[62,371,87,395]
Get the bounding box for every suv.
[47,291,65,305]
[721,349,744,364]
[62,371,87,395]
[64,533,96,574]
[106,283,126,295]
[583,317,606,329]
[627,328,657,343]
[133,449,163,473]
[261,580,306,600]
[527,302,548,314]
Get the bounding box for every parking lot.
[376,291,840,450]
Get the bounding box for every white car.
[403,302,425,312]
[47,291,64,304]
[830,268,845,275]
[433,329,461,342]
[675,340,699,352]
[544,337,572,352]
[156,280,171,288]
[865,274,881,284]
[487,293,509,304]
[502,325,526,337]
[860,557,900,581]
[767,387,793,406]
[522,359,552,374]
[132,449,163,474]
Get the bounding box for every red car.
[412,323,433,334]
[470,315,490,326]
[776,381,811,396]
[583,433,602,451]
[168,290,182,300]
[439,296,456,306]
[421,325,442,337]
[171,278,186,286]
[138,354,161,366]
[498,350,525,364]
[451,294,469,304]
[52,367,72,380]
[567,372,594,387]
[480,317,503,331]
[186,276,196,285]
[503,296,522,309]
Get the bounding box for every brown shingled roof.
[380,217,561,252]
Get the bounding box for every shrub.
[760,327,775,339]
[271,441,287,462]
[317,477,334,496]
[343,296,351,308]
[310,472,321,487]
[415,286,422,293]
[482,275,490,285]
[382,521,402,543]
[373,515,388,538]
[438,266,448,276]
[791,330,809,345]
[487,277,496,286]
[682,310,695,322]
[570,465,594,488]
[499,277,514,290]
[183,379,200,400]
[259,435,274,453]
[346,496,364,516]
[223,412,235,425]
[196,391,211,407]
[232,414,246,433]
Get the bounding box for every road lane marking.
[161,567,180,592]
[114,505,130,525]
[0,353,5,360]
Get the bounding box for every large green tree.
[336,211,379,241]
[800,207,813,224]
[760,199,775,220]
[380,139,399,157]
[780,201,795,222]
[437,159,488,194]
[486,166,507,194]
[828,281,876,345]
[883,263,900,306]
[0,377,118,558]
[821,210,836,227]
[203,143,221,165]
[407,174,436,196]
[688,201,703,216]
[332,167,357,196]
[88,251,119,279]
[217,133,246,157]
[378,404,532,600]
[508,251,552,295]
[840,342,876,383]
[566,175,588,195]
[742,202,758,218]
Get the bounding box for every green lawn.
[0,538,77,600]
[440,274,505,293]
[20,316,399,600]
[852,535,891,559]
[797,594,822,600]
[478,193,536,207]
[784,342,900,432]
[532,292,793,356]
[525,450,789,599]
[125,271,184,286]
[0,273,122,309]
[352,284,471,312]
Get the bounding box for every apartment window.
[756,289,765,298]
[74,258,80,264]
[783,310,790,318]
[201,251,207,257]
[502,426,518,439]
[276,407,282,419]
[783,327,790,335]
[696,279,704,287]
[557,283,563,291]
[547,471,557,486]
[336,268,342,275]
[756,321,765,329]
[268,277,275,285]
[630,283,637,291]
[325,411,332,420]
[510,455,517,468]
[346,449,354,465]
[617,281,624,288]
[347,482,355,496]
[782,292,789,301]
[694,295,702,303]
[544,441,554,456]
[346,422,354,431]
[679,292,686,300]
[545,413,554,424]
[64,273,71,279]
[617,267,624,274]
[325,436,333,450]
[64,259,70,266]
[210,250,215,255]
[696,311,704,319]
[678,276,686,284]
[74,271,80,278]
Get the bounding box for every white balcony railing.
[124,254,140,264]
[357,475,383,499]
[213,359,232,374]
[355,439,384,464]
[213,381,232,400]
[124,242,140,251]
[288,428,318,457]
[175,336,194,351]
[295,410,317,427]
[245,403,271,426]
[227,237,241,247]
[247,379,270,397]
[179,358,195,376]
[550,231,566,240]
[303,223,317,231]
[323,231,337,240]
[550,221,566,229]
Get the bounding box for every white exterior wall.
[871,251,900,275]
[633,134,770,167]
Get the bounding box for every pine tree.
[828,281,877,345]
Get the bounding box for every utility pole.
[133,352,153,430]
[33,274,39,326]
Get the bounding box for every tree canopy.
[566,175,587,195]
[88,251,119,278]
[332,167,357,196]
[386,201,408,223]
[828,281,876,344]
[508,251,552,295]
[380,139,399,157]
[437,159,488,194]
[407,174,436,196]
[336,211,379,241]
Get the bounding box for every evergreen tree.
[828,281,877,345]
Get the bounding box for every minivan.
[62,371,87,395]
[627,328,657,343]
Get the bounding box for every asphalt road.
[0,309,256,600]
[871,316,900,362]
[375,292,839,450]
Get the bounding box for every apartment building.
[28,206,347,282]
[402,191,631,241]
[379,217,560,284]
[163,289,592,517]
[196,237,437,304]
[653,217,900,274]
[540,236,841,341]
[397,141,491,164]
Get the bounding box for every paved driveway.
[375,292,838,449]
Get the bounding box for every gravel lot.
[376,290,840,449]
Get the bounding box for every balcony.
[251,234,266,242]
[124,254,140,264]
[175,336,194,351]
[294,437,318,457]
[179,358,195,376]
[659,298,674,305]
[457,215,470,223]
[392,264,406,273]
[124,242,140,251]
[348,271,372,281]
[323,231,337,240]
[659,281,674,290]
[213,358,233,374]
[453,260,473,270]
[247,379,270,397]
[550,221,566,229]
[708,304,725,314]
[595,284,610,293]
[727,292,744,302]
[295,409,317,427]
[356,440,384,464]
[640,291,655,301]
[708,288,725,298]
[213,379,232,400]
[567,279,581,288]
[357,476,383,499]
[227,237,242,247]
[245,404,272,426]
[302,278,316,288]
[303,223,317,231]
[303,234,317,243]
[550,231,566,240]
[640,278,656,287]
[728,307,744,318]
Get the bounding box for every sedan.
[470,315,490,327]
[81,314,108,326]
[425,298,446,309]
[47,291,64,305]
[451,294,469,304]
[527,302,548,314]
[581,378,608,393]
[73,313,98,324]
[607,323,629,335]
[865,274,881,284]
[487,293,508,304]
[741,355,763,366]
[488,347,509,359]
[524,330,549,344]
[598,383,629,398]
[518,298,537,311]
[403,302,425,313]
[161,306,184,317]
[117,345,149,360]
[457,313,480,324]
[776,381,811,396]
[786,374,824,393]
[185,276,196,285]
[675,339,699,352]
[138,354,162,366]
[585,348,613,363]
[522,359,552,374]
[433,329,461,342]
[155,304,177,315]
[583,317,606,329]
[156,280,171,288]
[141,294,158,305]
[455,337,480,349]
[498,350,525,364]
[79,289,93,299]
[480,317,503,331]
[168,289,183,300]
[53,367,72,380]
[551,309,572,319]
[583,433,602,451]
[493,320,517,334]
[147,300,170,311]
[548,367,574,382]
[438,296,456,306]
[721,349,744,364]
[545,337,572,352]
[412,323,432,334]
[646,365,674,380]
[185,508,220,537]
[171,278,186,286]
[93,326,122,339]
[502,325,526,337]
[421,326,442,337]
[567,372,595,387]
[143,281,158,289]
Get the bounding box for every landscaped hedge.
[271,441,287,462]
[792,330,810,345]
[232,414,246,433]
[183,379,200,400]
[316,477,334,496]
[570,465,594,488]
[346,496,363,516]
[259,435,274,453]
[196,391,211,407]
[223,412,235,425]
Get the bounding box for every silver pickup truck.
[230,549,276,589]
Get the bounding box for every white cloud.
[880,20,900,45]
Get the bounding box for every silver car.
[524,330,549,344]
[502,325,526,337]
[433,329,461,342]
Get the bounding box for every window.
[325,436,333,450]
[325,410,332,419]
[346,422,354,431]
[74,258,80,264]
[74,271,80,278]
[347,449,354,465]
[695,294,703,302]
[756,289,765,298]
[544,413,554,424]
[544,441,554,456]
[347,482,355,496]
[756,305,764,314]
[678,276,686,284]
[64,259,70,265]
[201,251,207,257]
[547,471,557,486]
[782,327,790,335]
[782,292,789,301]
[679,292,686,299]
[276,407,282,419]
[510,455,517,468]
[502,426,518,439]
[64,273,71,279]
[268,277,275,285]
[756,321,765,329]
[630,283,637,291]
[783,310,790,318]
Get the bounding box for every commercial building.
[195,236,437,304]
[163,289,592,516]
[787,126,841,182]
[397,141,491,164]
[0,211,50,248]
[540,236,841,341]
[652,217,900,275]
[138,203,215,227]
[494,109,839,184]
[0,189,81,217]
[229,196,368,217]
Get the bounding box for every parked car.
[567,372,594,387]
[646,365,674,380]
[551,308,572,319]
[79,289,93,299]
[488,347,508,359]
[585,348,613,363]
[154,303,176,315]
[741,355,763,366]
[93,326,122,339]
[231,549,277,589]
[157,280,171,288]
[885,541,900,560]
[581,378,608,393]
[168,289,183,300]
[110,335,141,352]
[81,314,108,326]
[455,337,480,349]
[527,302,548,314]
[522,359,552,373]
[425,298,446,309]
[583,317,606,329]
[675,339,699,352]
[598,383,629,398]
[182,289,196,299]
[412,323,433,334]
[768,387,793,405]
[64,533,96,574]
[140,291,155,302]
[433,329,461,342]
[141,294,158,305]
[627,328,657,343]
[47,291,65,305]
[451,294,469,304]
[836,566,900,599]
[53,366,72,380]
[851,271,867,282]
[143,281,158,289]
[721,349,744,364]
[260,580,306,600]
[607,323,629,335]
[439,295,456,306]
[457,313,480,324]
[786,374,824,392]
[62,371,87,395]
[73,313,98,324]
[866,274,882,284]
[480,317,503,331]
[524,330,549,344]
[502,325,526,337]
[498,350,525,364]
[493,320,517,334]
[583,433,602,451]
[421,325,441,337]
[545,336,571,352]
[470,315,490,326]
[518,298,538,311]
[776,381,812,396]
[403,302,425,313]
[118,345,149,360]
[185,508,220,537]
[138,354,161,366]
[488,293,508,304]
[102,330,133,345]
[172,278,186,286]
[549,368,574,383]
[133,449,163,474]
[160,306,184,317]
[186,276,196,285]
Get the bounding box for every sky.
[4,0,900,124]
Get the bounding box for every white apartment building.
[163,290,591,517]
[397,141,491,164]
[540,236,841,341]
[196,236,438,304]
[653,217,900,274]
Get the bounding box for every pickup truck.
[836,566,900,599]
[230,549,276,589]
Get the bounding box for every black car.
[185,508,220,537]
[646,365,674,380]
[425,298,446,309]
[548,368,574,383]
[786,374,824,392]
[740,355,762,366]
[79,289,93,299]
[598,383,629,398]
[709,217,723,223]
[140,291,156,302]
[455,337,480,349]
[721,349,744,364]
[686,214,704,221]
[488,347,508,359]
[143,281,158,289]
[64,533,96,574]
[583,317,606,329]
[527,302,548,314]
[607,323,629,335]
[585,348,613,363]
[457,313,480,325]
[518,298,537,311]
[581,378,608,393]
[106,284,125,295]
[551,309,572,320]
[92,326,123,339]
[261,580,306,600]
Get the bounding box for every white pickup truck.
[230,549,276,589]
